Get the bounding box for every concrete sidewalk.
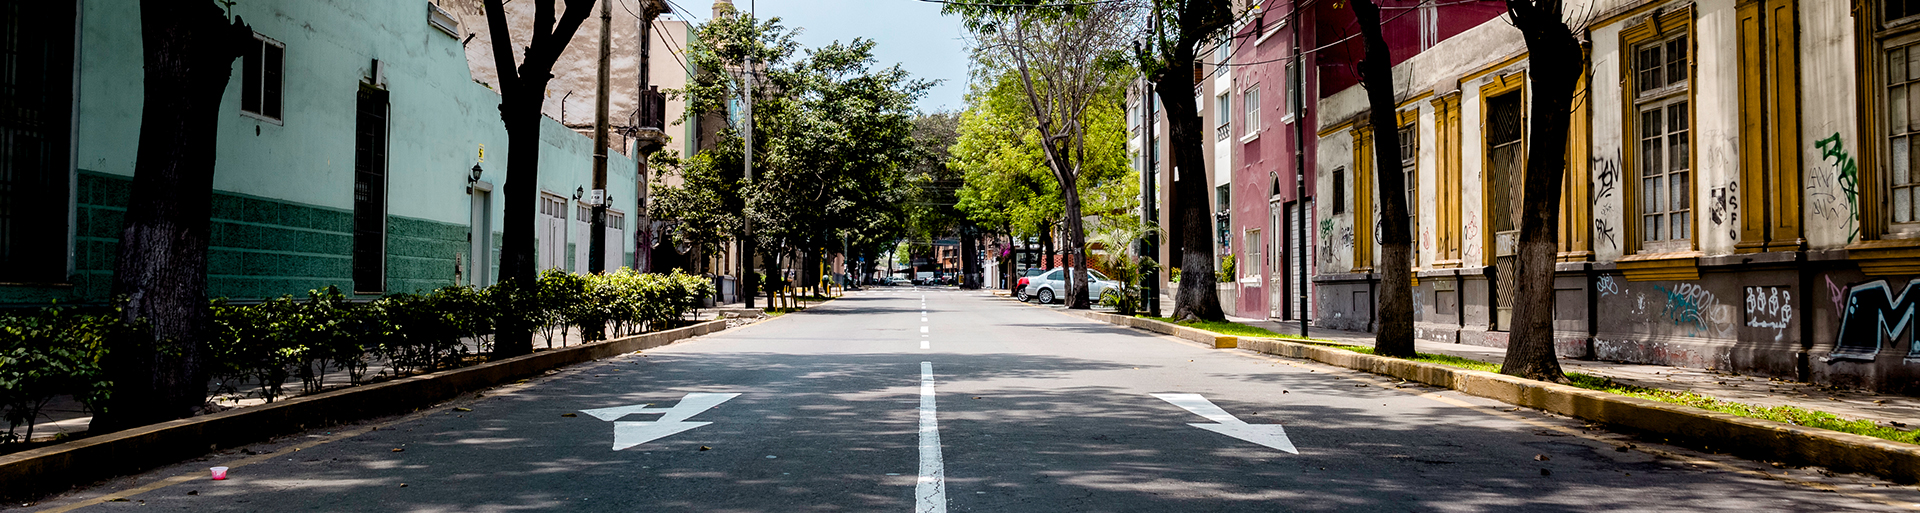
[1225,313,1920,432]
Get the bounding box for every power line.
[916,0,1132,7]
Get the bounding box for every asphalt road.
[22,288,1920,512]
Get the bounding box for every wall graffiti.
[1650,283,1736,338]
[1810,133,1862,243]
[1743,286,1792,342]
[1318,218,1353,270]
[1591,151,1621,249]
[1597,274,1621,297]
[1827,275,1848,321]
[1708,180,1740,241]
[1462,212,1482,263]
[1830,278,1920,362]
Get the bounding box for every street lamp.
[469,163,483,184]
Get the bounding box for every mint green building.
[0,0,642,305]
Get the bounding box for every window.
[1216,184,1231,212]
[608,211,625,230]
[353,86,390,293]
[1889,41,1920,225]
[1400,122,1418,242]
[1332,168,1347,214]
[1244,85,1262,136]
[1283,62,1299,122]
[1634,34,1691,249]
[0,0,74,282]
[241,33,284,122]
[577,204,592,221]
[1216,93,1231,140]
[1245,229,1262,277]
[1488,91,1524,239]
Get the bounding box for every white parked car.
[1021,267,1119,305]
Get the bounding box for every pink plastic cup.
[210,467,229,480]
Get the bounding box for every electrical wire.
[915,0,1134,7]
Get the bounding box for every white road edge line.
[917,361,948,513]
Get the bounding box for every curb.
[0,318,731,502]
[1062,311,1920,484]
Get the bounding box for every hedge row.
[0,269,714,444]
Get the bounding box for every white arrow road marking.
[580,392,740,451]
[917,362,948,513]
[1152,393,1298,454]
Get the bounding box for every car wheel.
[1037,287,1056,304]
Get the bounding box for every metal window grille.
[0,0,71,282]
[353,86,390,293]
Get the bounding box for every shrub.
[0,306,120,443]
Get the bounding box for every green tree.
[97,1,253,431]
[1499,0,1584,382]
[480,0,597,358]
[947,1,1136,308]
[1135,0,1236,322]
[654,9,928,302]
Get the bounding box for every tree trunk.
[1353,0,1416,358]
[494,91,544,358]
[1058,169,1091,309]
[1156,59,1224,322]
[763,243,783,307]
[960,226,979,290]
[94,2,250,432]
[1499,0,1582,381]
[482,0,594,357]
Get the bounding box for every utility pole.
[589,0,613,273]
[1139,15,1161,318]
[741,0,758,309]
[635,0,657,274]
[1291,3,1309,338]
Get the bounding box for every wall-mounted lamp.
[469,163,483,183]
[573,186,585,201]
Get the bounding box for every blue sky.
[661,0,972,113]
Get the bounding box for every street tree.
[1498,0,1584,381]
[480,0,596,358]
[948,0,1136,309]
[1135,0,1235,322]
[657,10,926,302]
[1351,0,1415,357]
[96,1,254,431]
[952,70,1136,289]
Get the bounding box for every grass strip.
[1133,316,1920,446]
[1140,316,1309,339]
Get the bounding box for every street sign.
[1152,393,1298,454]
[580,392,740,450]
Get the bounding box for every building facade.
[0,0,683,307]
[1305,0,1920,393]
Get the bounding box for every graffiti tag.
[1830,278,1920,362]
[1812,133,1862,243]
[1708,180,1739,241]
[1597,274,1621,297]
[1652,283,1734,338]
[1743,286,1792,342]
[1591,151,1621,249]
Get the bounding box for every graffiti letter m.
[1831,279,1920,362]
